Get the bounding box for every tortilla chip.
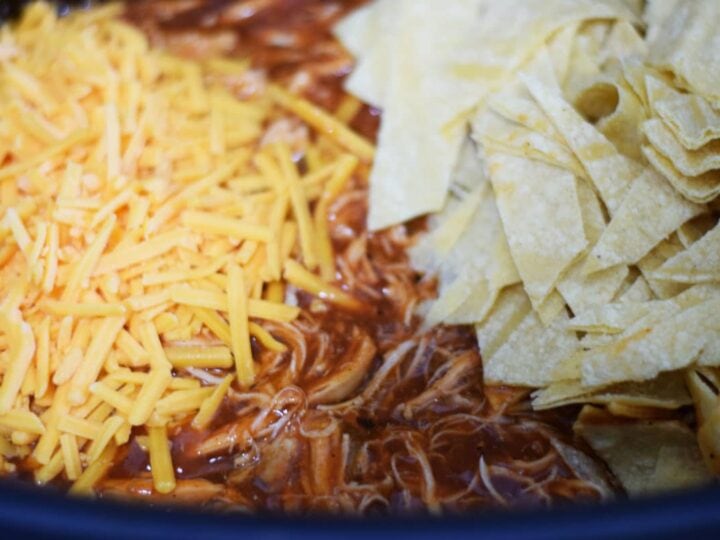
[568,301,653,334]
[642,144,720,204]
[484,308,579,387]
[474,108,585,177]
[574,406,710,495]
[643,0,681,45]
[533,371,692,410]
[647,1,720,104]
[332,1,375,58]
[484,150,587,310]
[487,94,564,143]
[616,275,654,303]
[645,76,720,151]
[587,79,646,161]
[580,296,720,387]
[557,178,629,315]
[652,219,720,284]
[677,213,717,249]
[583,167,704,275]
[561,21,608,104]
[335,1,390,107]
[550,438,614,499]
[644,118,720,177]
[601,20,647,62]
[524,74,639,214]
[475,284,531,359]
[547,23,580,87]
[636,235,690,299]
[425,178,520,326]
[367,0,492,230]
[410,183,485,275]
[686,369,718,425]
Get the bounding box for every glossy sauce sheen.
[27,0,616,512]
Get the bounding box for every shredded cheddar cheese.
[0,2,371,496]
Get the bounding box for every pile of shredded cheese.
[0,2,372,495]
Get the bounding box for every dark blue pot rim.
[0,478,718,540]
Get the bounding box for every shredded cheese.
[0,1,372,496]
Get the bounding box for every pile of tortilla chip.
[337,0,720,495]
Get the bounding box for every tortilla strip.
[636,235,690,299]
[533,371,692,410]
[524,75,639,214]
[574,407,710,495]
[581,78,646,162]
[557,178,629,315]
[475,284,531,360]
[644,119,720,177]
[425,180,520,326]
[484,307,579,387]
[652,220,720,284]
[475,108,585,177]
[647,0,720,104]
[366,0,495,230]
[645,76,720,151]
[337,0,398,108]
[580,296,720,387]
[583,167,704,275]
[484,149,587,310]
[642,144,720,204]
[616,275,654,303]
[547,23,579,87]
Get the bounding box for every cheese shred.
[0,1,370,495]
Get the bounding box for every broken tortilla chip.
[583,168,704,275]
[574,406,710,495]
[484,149,587,311]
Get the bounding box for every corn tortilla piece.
[331,0,375,58]
[560,22,606,106]
[337,0,398,108]
[551,437,615,499]
[686,369,718,427]
[644,118,720,177]
[569,284,718,335]
[533,371,692,410]
[556,178,629,315]
[581,296,720,387]
[487,94,564,144]
[615,275,654,303]
[643,0,681,45]
[576,77,647,162]
[523,74,639,214]
[547,23,579,87]
[583,167,704,275]
[646,76,720,151]
[636,235,689,299]
[575,406,710,495]
[474,108,585,177]
[366,0,492,230]
[651,220,720,284]
[484,305,579,387]
[677,214,717,249]
[475,284,531,361]
[602,19,647,61]
[425,181,519,326]
[642,143,720,204]
[409,137,486,275]
[646,1,720,104]
[484,149,587,311]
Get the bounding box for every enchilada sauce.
[50,0,614,512]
